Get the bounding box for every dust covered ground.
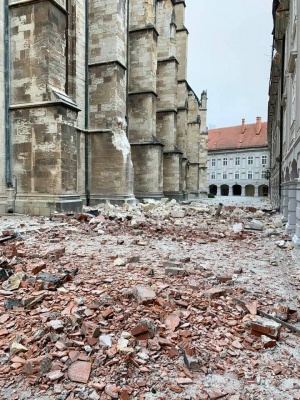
[0,199,299,400]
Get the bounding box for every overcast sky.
[185,0,273,129]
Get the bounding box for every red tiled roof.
[208,120,268,151]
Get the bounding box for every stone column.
[156,0,183,200]
[286,181,297,233]
[229,186,233,196]
[10,0,81,216]
[217,186,221,196]
[292,179,300,248]
[241,186,246,196]
[88,0,135,205]
[281,182,289,222]
[0,3,7,211]
[254,185,259,197]
[128,0,163,200]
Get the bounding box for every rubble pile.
[0,199,299,400]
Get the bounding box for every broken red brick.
[68,361,91,383]
[251,317,282,339]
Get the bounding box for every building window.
[223,171,227,179]
[261,155,267,166]
[235,171,240,179]
[247,170,253,179]
[235,157,240,166]
[248,156,253,165]
[261,170,267,179]
[211,172,216,180]
[211,158,216,167]
[223,157,228,166]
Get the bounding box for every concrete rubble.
[0,198,299,399]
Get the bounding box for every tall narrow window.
[261,155,267,165]
[235,157,240,166]
[248,156,253,165]
[223,171,227,179]
[211,158,216,167]
[211,172,216,180]
[261,170,267,179]
[248,170,253,179]
[223,157,228,166]
[235,171,240,179]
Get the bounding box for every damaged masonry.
[0,199,300,399]
[0,0,208,215]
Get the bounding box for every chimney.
[241,118,245,133]
[256,116,262,134]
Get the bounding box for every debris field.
[0,199,300,400]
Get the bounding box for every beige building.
[207,118,270,197]
[0,0,207,216]
[269,0,300,247]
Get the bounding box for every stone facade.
[268,0,300,247]
[208,119,270,198]
[0,0,207,215]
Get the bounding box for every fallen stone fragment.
[42,245,65,259]
[46,370,64,381]
[4,299,21,309]
[127,255,140,263]
[133,285,156,305]
[248,219,264,230]
[183,350,203,372]
[261,335,277,348]
[0,267,13,282]
[22,293,46,308]
[117,337,134,354]
[170,210,185,218]
[0,314,10,324]
[165,312,181,332]
[251,316,282,339]
[10,342,28,355]
[205,388,229,399]
[114,258,126,266]
[36,271,68,289]
[105,384,119,399]
[47,320,64,332]
[274,304,298,322]
[164,265,186,276]
[246,301,258,315]
[2,272,25,291]
[176,378,193,385]
[204,287,228,300]
[99,335,112,347]
[68,361,91,383]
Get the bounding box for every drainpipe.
[4,0,11,187]
[126,0,130,138]
[85,0,90,205]
[65,0,69,94]
[279,35,285,205]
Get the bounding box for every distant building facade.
[0,0,207,216]
[207,118,270,197]
[268,0,300,247]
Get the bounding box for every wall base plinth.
[13,194,82,216]
[89,194,136,206]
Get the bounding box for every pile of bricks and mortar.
[0,199,299,400]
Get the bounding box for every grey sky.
[185,0,273,129]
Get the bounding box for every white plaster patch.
[112,117,131,162]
